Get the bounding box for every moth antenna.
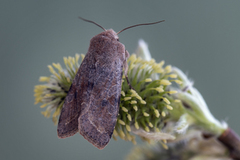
[78,16,106,31]
[117,20,165,35]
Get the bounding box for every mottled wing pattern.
[78,57,123,149]
[57,53,96,138]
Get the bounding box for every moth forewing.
[57,29,128,149]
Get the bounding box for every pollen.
[113,129,118,136]
[149,122,153,128]
[135,122,139,129]
[174,99,181,103]
[136,95,142,101]
[52,63,62,71]
[145,126,150,132]
[175,80,183,84]
[40,104,48,108]
[159,60,165,66]
[121,107,128,112]
[168,90,178,94]
[164,65,172,73]
[155,87,164,92]
[39,76,50,82]
[121,91,125,97]
[140,100,146,104]
[154,109,160,118]
[161,111,166,117]
[131,100,137,104]
[118,119,125,125]
[163,97,170,104]
[133,105,138,111]
[168,74,177,78]
[145,78,152,82]
[160,79,172,85]
[143,112,149,117]
[140,63,147,69]
[126,125,131,132]
[80,54,85,61]
[75,54,80,63]
[119,130,125,138]
[166,105,173,110]
[124,97,131,101]
[127,114,132,121]
[161,141,168,150]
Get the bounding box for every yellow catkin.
[145,126,150,132]
[118,119,125,125]
[126,133,132,141]
[136,95,142,100]
[166,105,173,110]
[119,130,125,138]
[63,57,68,66]
[149,122,153,128]
[52,63,62,71]
[174,99,181,103]
[164,65,172,73]
[127,114,132,121]
[40,104,48,108]
[52,108,61,117]
[126,125,131,132]
[132,138,137,145]
[154,110,160,118]
[75,54,80,63]
[168,90,178,94]
[131,100,137,104]
[161,141,168,150]
[159,60,165,66]
[155,87,164,92]
[67,77,70,83]
[130,89,136,94]
[121,91,125,97]
[48,65,55,74]
[140,63,147,69]
[168,74,177,78]
[135,122,139,129]
[175,80,182,84]
[112,135,117,141]
[160,79,172,85]
[121,107,128,112]
[124,97,131,101]
[145,78,152,82]
[113,129,118,136]
[163,97,170,104]
[80,54,85,61]
[161,111,166,117]
[141,100,146,104]
[133,106,138,111]
[143,112,149,117]
[39,76,50,82]
[163,139,167,143]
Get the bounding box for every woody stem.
[218,128,240,160]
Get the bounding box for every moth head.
[99,29,119,41]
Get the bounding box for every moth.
[57,17,164,149]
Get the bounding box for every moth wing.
[57,55,94,138]
[78,58,123,149]
[57,83,79,138]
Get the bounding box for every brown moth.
[57,17,164,149]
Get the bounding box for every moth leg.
[124,50,135,90]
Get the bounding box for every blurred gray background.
[1,0,240,160]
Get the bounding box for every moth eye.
[117,39,119,41]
